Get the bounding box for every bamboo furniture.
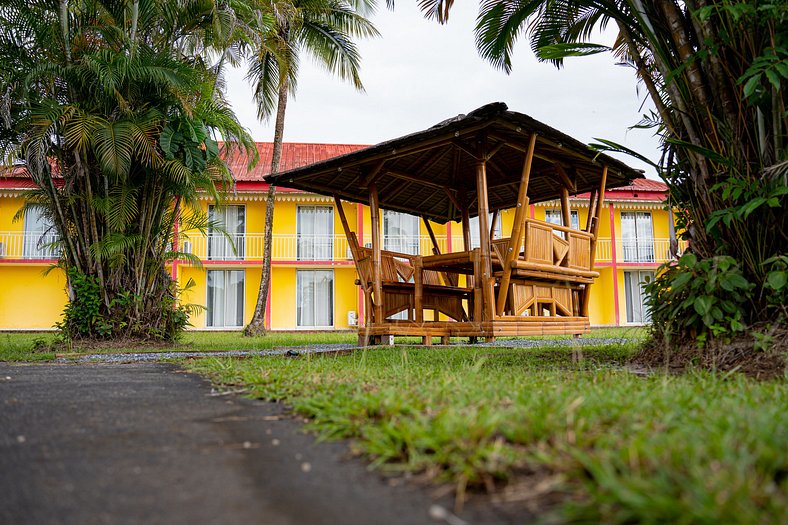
[267,103,642,345]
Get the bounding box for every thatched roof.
[267,103,643,224]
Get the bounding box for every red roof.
[225,142,369,181]
[613,178,667,192]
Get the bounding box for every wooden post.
[585,188,597,232]
[496,133,537,316]
[334,196,357,261]
[460,192,471,251]
[475,159,494,322]
[560,186,572,228]
[422,217,441,255]
[489,210,499,240]
[414,256,423,323]
[581,166,608,317]
[369,183,383,325]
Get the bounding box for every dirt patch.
[633,326,787,380]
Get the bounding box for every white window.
[621,212,654,262]
[208,205,245,260]
[624,270,654,323]
[297,206,334,260]
[469,213,502,249]
[23,205,59,259]
[297,270,334,327]
[545,209,580,230]
[207,270,245,327]
[383,210,419,255]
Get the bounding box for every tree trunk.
[244,79,289,336]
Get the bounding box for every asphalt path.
[0,363,525,525]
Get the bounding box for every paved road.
[0,363,522,525]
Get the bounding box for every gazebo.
[267,103,643,345]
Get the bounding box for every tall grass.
[191,345,787,523]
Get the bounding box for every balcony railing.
[0,232,61,259]
[0,230,685,265]
[594,238,688,263]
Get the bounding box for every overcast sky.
[224,2,661,178]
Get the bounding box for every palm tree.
[0,0,258,340]
[421,0,787,350]
[244,0,379,336]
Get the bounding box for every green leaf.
[694,296,713,316]
[764,68,781,90]
[767,271,786,290]
[671,272,693,290]
[537,43,611,60]
[742,74,761,98]
[739,197,766,219]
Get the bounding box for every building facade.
[0,144,680,330]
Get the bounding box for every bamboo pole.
[460,198,471,251]
[560,186,572,228]
[585,188,597,232]
[423,217,441,255]
[334,196,358,261]
[369,183,383,324]
[489,210,499,240]
[581,166,608,317]
[496,133,537,316]
[475,158,495,322]
[414,256,424,323]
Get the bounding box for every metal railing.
[0,232,60,259]
[0,230,686,265]
[594,238,687,263]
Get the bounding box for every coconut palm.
[0,0,259,340]
[244,0,379,336]
[417,0,787,350]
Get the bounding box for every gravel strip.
[57,338,635,364]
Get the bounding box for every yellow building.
[0,144,680,331]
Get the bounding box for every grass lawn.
[0,326,647,360]
[188,344,787,524]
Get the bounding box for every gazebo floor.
[357,317,590,345]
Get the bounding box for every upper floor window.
[384,210,419,255]
[621,212,654,262]
[24,205,59,259]
[208,205,245,260]
[545,209,580,230]
[469,213,502,249]
[297,206,334,261]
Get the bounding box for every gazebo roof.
[267,102,643,224]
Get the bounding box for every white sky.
[224,2,661,178]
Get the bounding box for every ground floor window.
[624,270,654,324]
[207,270,245,327]
[297,270,334,327]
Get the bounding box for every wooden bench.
[355,247,471,322]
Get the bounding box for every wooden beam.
[423,217,441,255]
[485,141,506,161]
[495,133,537,316]
[560,186,572,229]
[334,196,358,261]
[369,182,383,324]
[460,191,472,252]
[475,158,495,322]
[585,188,597,232]
[489,210,499,240]
[442,186,462,211]
[452,138,481,160]
[360,160,387,188]
[386,169,447,191]
[555,164,575,192]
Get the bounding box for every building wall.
[0,189,672,331]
